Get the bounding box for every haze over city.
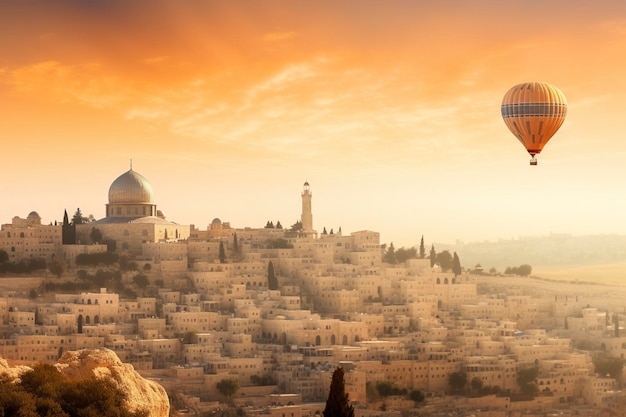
[2,0,626,247]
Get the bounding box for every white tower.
[300,181,315,236]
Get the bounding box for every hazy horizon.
[3,1,626,248]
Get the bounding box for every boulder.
[1,348,169,417]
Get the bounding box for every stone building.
[76,166,190,256]
[0,211,61,262]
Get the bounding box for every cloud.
[3,55,501,169]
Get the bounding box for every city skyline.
[2,1,626,247]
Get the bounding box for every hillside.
[439,233,626,271]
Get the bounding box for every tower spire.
[130,158,133,170]
[301,180,315,237]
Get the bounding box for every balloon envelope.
[501,82,567,164]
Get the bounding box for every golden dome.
[108,169,154,204]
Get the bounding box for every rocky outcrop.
[0,348,170,417]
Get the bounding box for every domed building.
[76,167,189,255]
[106,169,157,218]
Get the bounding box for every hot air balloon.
[501,82,567,165]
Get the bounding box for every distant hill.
[437,234,626,271]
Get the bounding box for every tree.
[452,252,462,276]
[395,247,418,263]
[517,264,532,276]
[132,273,150,290]
[48,259,65,278]
[266,238,293,249]
[429,245,436,267]
[448,371,467,391]
[376,381,406,397]
[593,353,624,379]
[516,365,539,397]
[182,331,197,344]
[0,374,38,417]
[323,367,354,417]
[290,220,302,231]
[71,208,85,225]
[216,378,239,402]
[471,376,484,392]
[436,250,453,272]
[419,235,425,259]
[410,389,425,403]
[105,239,117,253]
[219,241,226,263]
[232,233,241,260]
[383,242,396,264]
[90,227,103,244]
[0,249,8,263]
[267,261,278,290]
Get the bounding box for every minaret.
[301,181,314,236]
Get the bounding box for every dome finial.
[130,158,133,171]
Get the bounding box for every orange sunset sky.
[2,0,626,247]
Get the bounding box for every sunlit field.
[533,263,626,286]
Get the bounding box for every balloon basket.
[529,157,537,166]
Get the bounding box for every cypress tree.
[323,367,354,417]
[233,233,239,257]
[419,235,426,259]
[452,252,462,276]
[219,241,226,263]
[267,261,278,290]
[429,244,436,267]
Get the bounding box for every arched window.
[315,335,321,345]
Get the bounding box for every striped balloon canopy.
[501,82,567,165]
